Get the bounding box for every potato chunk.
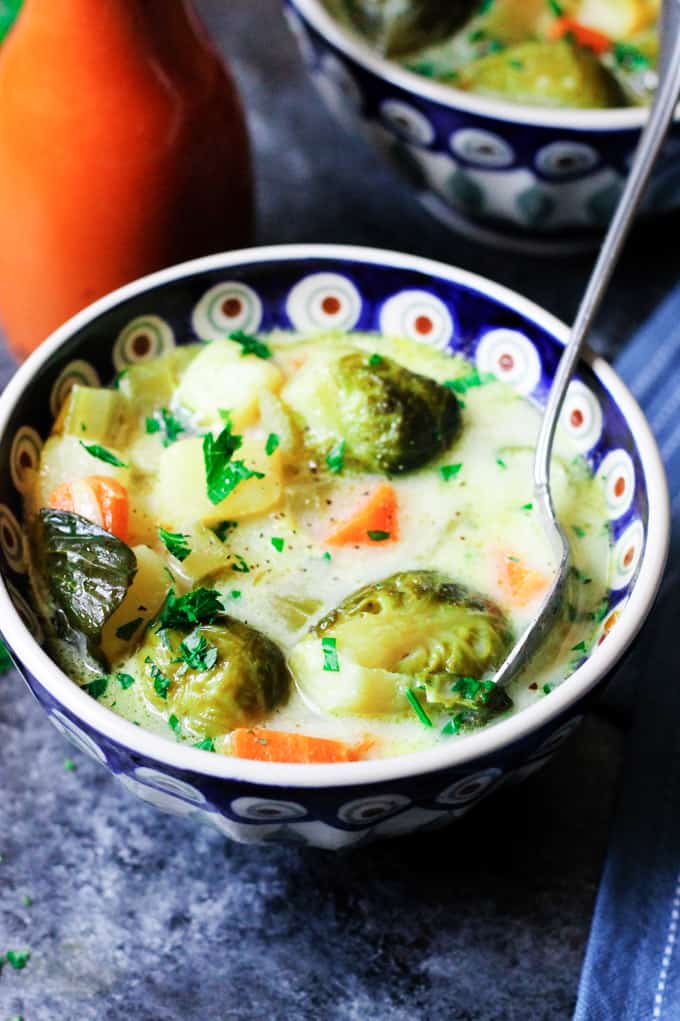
[175,339,283,431]
[156,436,283,529]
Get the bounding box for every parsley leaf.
[116,672,136,690]
[265,432,280,456]
[178,630,219,671]
[84,676,108,700]
[211,520,238,542]
[321,635,340,672]
[229,329,272,359]
[0,639,13,675]
[271,537,285,552]
[168,714,181,735]
[157,588,225,630]
[146,408,185,447]
[326,440,345,474]
[368,353,383,367]
[158,527,192,562]
[79,442,127,468]
[440,463,462,481]
[231,554,250,574]
[193,736,216,752]
[115,617,142,641]
[4,949,30,970]
[145,657,171,699]
[367,530,390,541]
[405,688,433,728]
[203,419,263,504]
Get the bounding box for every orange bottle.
[0,0,254,359]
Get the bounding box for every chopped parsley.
[145,407,185,447]
[178,630,219,671]
[368,353,383,367]
[158,527,192,562]
[229,329,272,359]
[265,432,280,456]
[405,688,433,728]
[440,463,462,482]
[230,589,241,599]
[157,588,225,629]
[112,368,128,389]
[145,657,171,700]
[115,617,143,642]
[193,736,216,752]
[63,759,76,772]
[571,525,587,537]
[326,440,345,474]
[443,369,494,395]
[212,520,238,542]
[323,551,332,561]
[542,683,553,695]
[321,636,340,672]
[521,502,534,511]
[4,949,31,970]
[168,714,181,735]
[231,553,250,574]
[546,0,563,15]
[79,441,127,468]
[367,530,390,541]
[84,676,108,700]
[571,640,588,653]
[271,536,285,553]
[613,41,650,71]
[116,672,136,690]
[570,566,592,584]
[496,457,507,469]
[203,418,263,505]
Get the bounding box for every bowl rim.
[0,243,669,789]
[288,0,677,132]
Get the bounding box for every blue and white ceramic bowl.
[285,0,680,253]
[0,245,669,848]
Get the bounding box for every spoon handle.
[533,6,680,502]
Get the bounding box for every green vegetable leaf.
[439,463,462,481]
[405,688,433,728]
[193,736,216,752]
[265,432,280,456]
[231,554,250,574]
[211,520,238,542]
[79,441,127,468]
[326,440,345,475]
[36,510,137,663]
[63,759,76,772]
[145,656,171,699]
[367,530,390,541]
[157,588,225,630]
[203,419,263,505]
[229,329,272,359]
[146,408,185,447]
[0,639,13,675]
[4,949,30,970]
[321,635,340,672]
[177,630,219,671]
[84,675,108,700]
[572,525,587,538]
[542,683,553,695]
[158,527,192,562]
[271,537,285,553]
[368,353,383,367]
[116,672,135,690]
[168,714,181,735]
[115,617,143,642]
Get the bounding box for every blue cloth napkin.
[573,288,680,1020]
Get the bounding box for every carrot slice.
[498,555,548,607]
[325,482,398,546]
[549,16,611,54]
[48,475,129,542]
[231,728,371,764]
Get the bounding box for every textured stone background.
[1,2,678,1019]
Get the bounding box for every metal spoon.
[493,0,680,691]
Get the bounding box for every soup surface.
[25,329,610,762]
[323,0,659,108]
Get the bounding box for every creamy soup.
[25,329,610,762]
[324,0,659,108]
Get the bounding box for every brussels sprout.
[327,0,474,56]
[132,619,291,738]
[283,349,461,475]
[290,570,513,726]
[458,40,627,108]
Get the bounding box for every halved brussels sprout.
[327,0,474,56]
[282,348,461,475]
[458,40,627,108]
[290,570,513,726]
[131,619,291,738]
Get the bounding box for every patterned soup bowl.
[0,245,668,849]
[285,0,680,253]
